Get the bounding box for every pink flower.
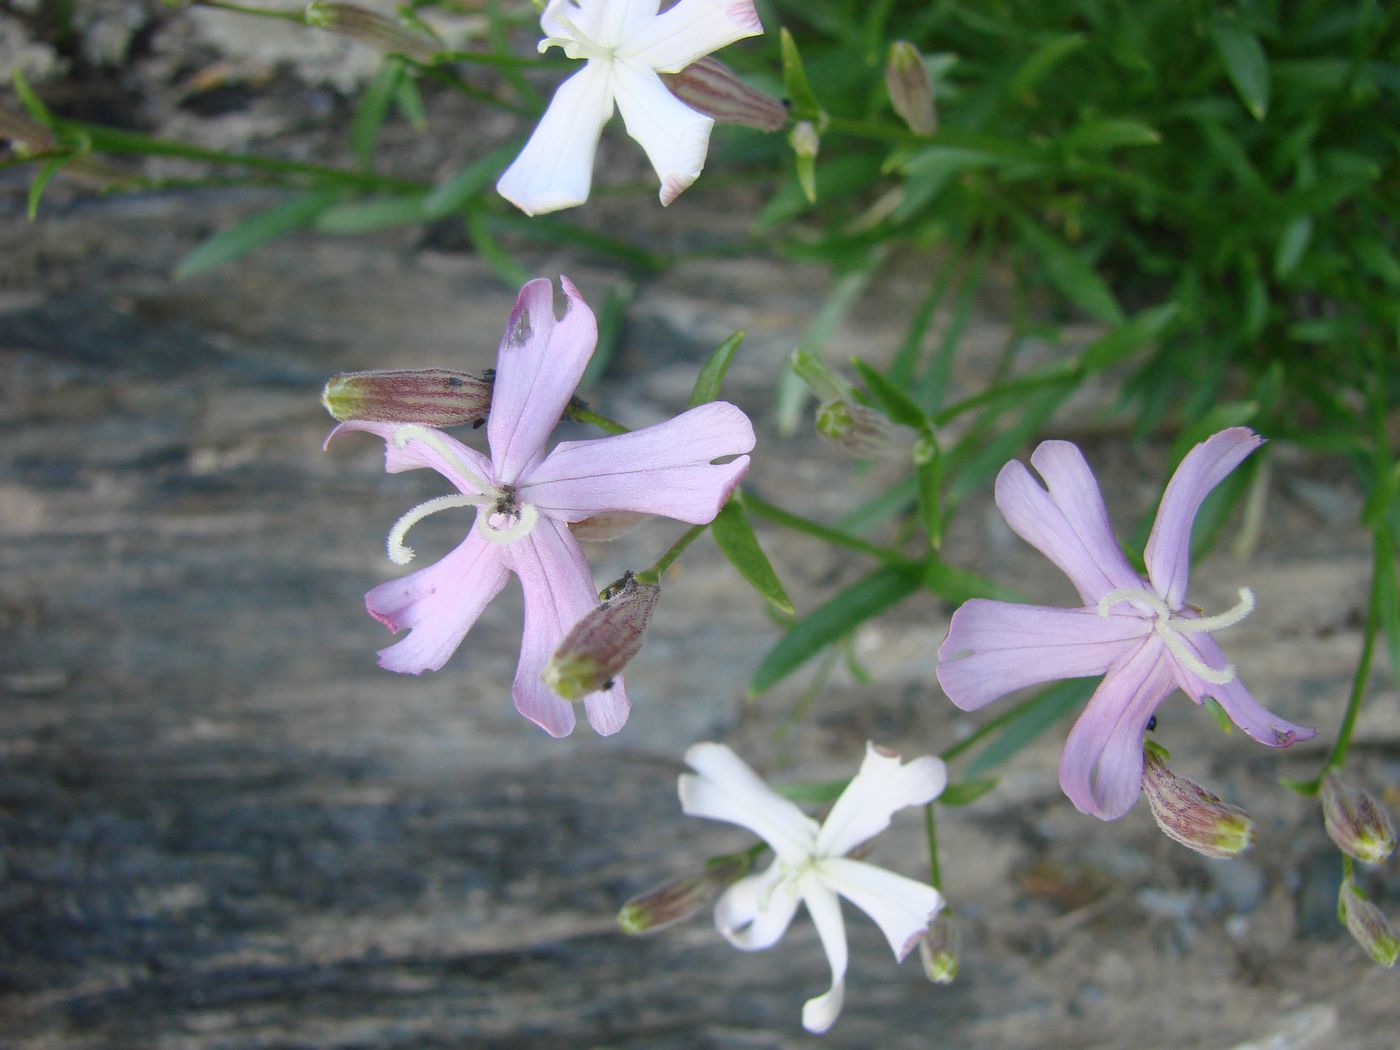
[328,277,755,738]
[937,428,1314,820]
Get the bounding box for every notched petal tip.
[659,173,695,206]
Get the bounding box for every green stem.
[1322,530,1385,773]
[743,492,905,565]
[62,122,426,192]
[636,523,708,585]
[824,116,921,146]
[564,403,629,435]
[924,802,943,891]
[938,687,1053,764]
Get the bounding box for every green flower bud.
[1140,749,1253,858]
[885,41,937,136]
[815,400,905,459]
[1321,771,1396,865]
[303,3,440,61]
[662,57,787,132]
[1338,878,1399,968]
[618,853,752,935]
[918,911,960,984]
[321,368,493,427]
[543,572,660,700]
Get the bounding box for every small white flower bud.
[322,368,493,427]
[1140,749,1253,858]
[918,911,960,984]
[303,3,440,61]
[788,119,820,160]
[662,57,787,132]
[618,853,752,935]
[885,42,937,136]
[1338,878,1399,968]
[543,572,661,700]
[1321,771,1396,865]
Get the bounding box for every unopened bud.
[568,510,651,542]
[815,400,905,459]
[321,368,493,427]
[918,911,960,984]
[304,3,440,62]
[1321,772,1396,865]
[885,42,937,136]
[789,119,820,160]
[1338,878,1399,968]
[618,853,752,935]
[543,572,660,700]
[662,56,787,132]
[1140,749,1253,858]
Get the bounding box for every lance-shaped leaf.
[712,496,793,615]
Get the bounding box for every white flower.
[679,741,947,1034]
[496,0,764,216]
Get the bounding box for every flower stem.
[924,803,943,891]
[1322,530,1386,774]
[564,402,629,435]
[635,524,708,585]
[194,0,305,22]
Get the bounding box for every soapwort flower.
[496,0,764,215]
[937,428,1315,820]
[328,277,754,737]
[680,742,946,1033]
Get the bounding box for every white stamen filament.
[1096,586,1255,686]
[392,425,495,497]
[387,493,489,565]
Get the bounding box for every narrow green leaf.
[465,208,530,288]
[422,143,519,219]
[966,680,1092,777]
[27,154,72,220]
[922,558,1021,604]
[1015,215,1123,324]
[851,358,929,429]
[795,150,817,205]
[779,28,821,117]
[1059,118,1161,153]
[712,498,794,616]
[1211,16,1271,120]
[11,68,54,126]
[352,61,404,168]
[393,73,428,132]
[750,566,918,695]
[1078,302,1178,372]
[1008,33,1087,98]
[175,191,341,279]
[940,778,998,807]
[689,331,746,407]
[580,281,634,391]
[1273,216,1313,279]
[313,195,426,234]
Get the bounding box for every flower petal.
[1172,632,1317,747]
[937,600,1151,711]
[680,742,820,862]
[326,420,495,496]
[488,276,598,485]
[815,743,946,858]
[523,401,754,523]
[619,0,763,73]
[798,876,848,1035]
[496,63,614,217]
[714,862,800,950]
[611,63,712,205]
[995,441,1144,605]
[367,529,510,674]
[818,856,943,962]
[1145,428,1263,609]
[506,516,629,737]
[542,0,658,46]
[1059,638,1176,820]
